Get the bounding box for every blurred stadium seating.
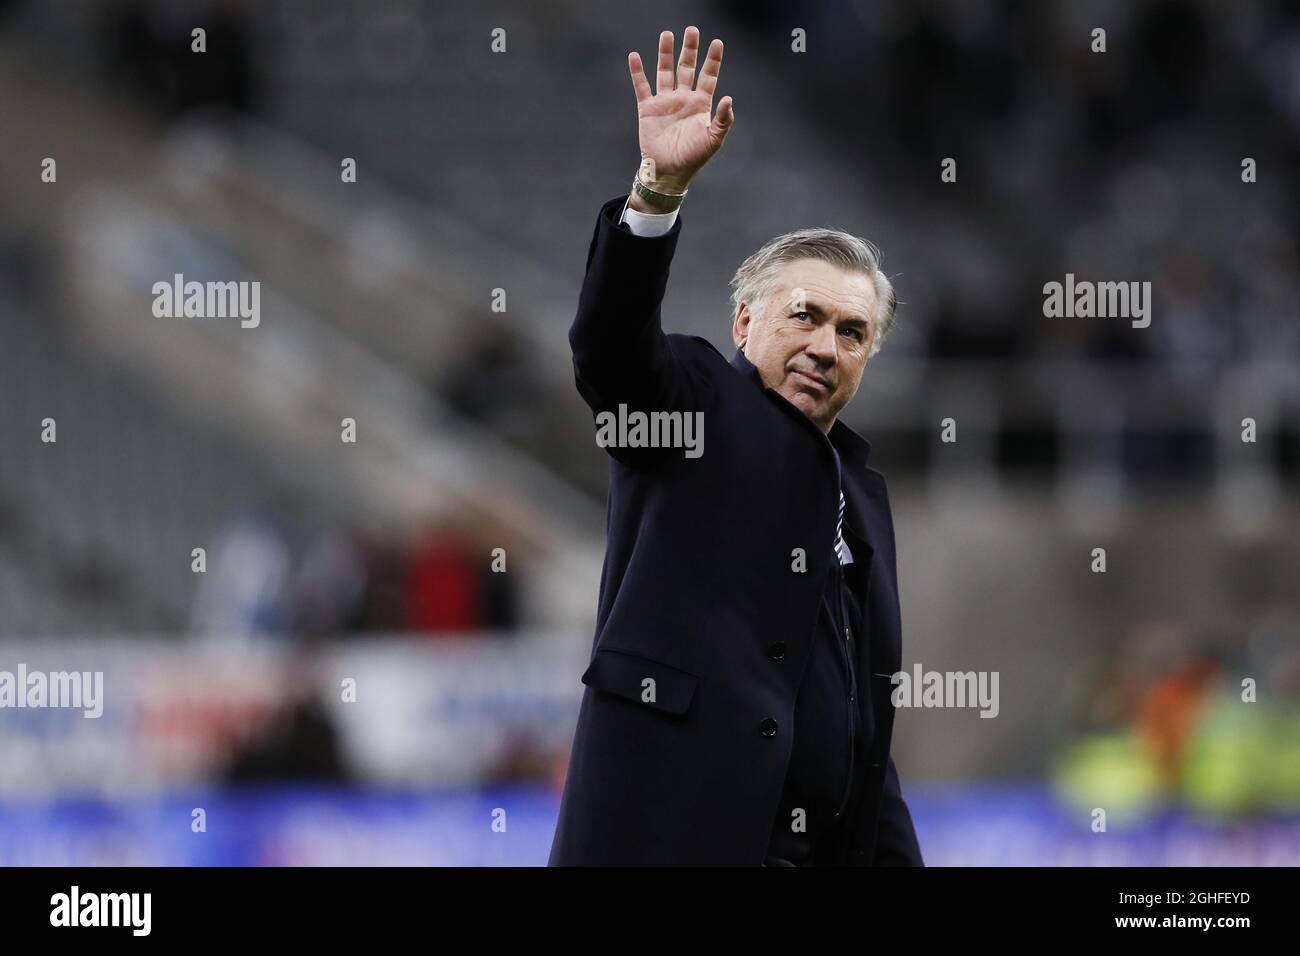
[0,0,1297,864]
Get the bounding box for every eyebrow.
[794,298,872,328]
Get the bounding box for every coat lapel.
[728,347,901,680]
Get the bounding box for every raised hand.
[628,27,734,199]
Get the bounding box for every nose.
[805,321,838,369]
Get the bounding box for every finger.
[697,38,724,99]
[656,30,675,94]
[628,52,652,103]
[710,95,735,143]
[677,25,700,91]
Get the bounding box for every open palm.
[629,28,734,192]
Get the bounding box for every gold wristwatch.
[631,171,689,213]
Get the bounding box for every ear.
[731,301,751,350]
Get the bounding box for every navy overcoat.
[549,196,923,866]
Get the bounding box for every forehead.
[769,258,877,320]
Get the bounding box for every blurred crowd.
[1056,618,1300,818]
[15,0,1289,493]
[188,505,520,642]
[758,0,1300,370]
[2,0,1296,815]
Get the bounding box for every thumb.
[710,96,734,144]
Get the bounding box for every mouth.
[790,369,832,393]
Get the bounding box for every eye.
[794,310,811,321]
[840,327,863,341]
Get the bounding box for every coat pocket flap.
[581,647,699,715]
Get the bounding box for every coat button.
[760,717,779,737]
[767,641,787,661]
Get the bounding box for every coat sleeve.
[567,195,706,441]
[872,755,925,866]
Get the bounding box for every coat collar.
[728,347,873,470]
[728,347,897,685]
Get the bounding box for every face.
[732,258,879,432]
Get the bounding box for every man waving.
[551,26,922,867]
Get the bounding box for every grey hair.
[728,228,898,358]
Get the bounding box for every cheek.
[754,332,789,364]
[771,326,807,357]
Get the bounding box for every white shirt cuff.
[619,197,679,237]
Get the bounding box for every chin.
[794,398,823,421]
